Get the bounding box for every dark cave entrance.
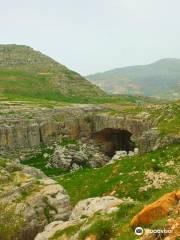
[93,128,135,157]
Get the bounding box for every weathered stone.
[50,140,110,170]
[0,104,177,157]
[70,196,124,220]
[35,219,83,240]
[130,191,180,227]
[138,129,161,153]
[0,160,71,240]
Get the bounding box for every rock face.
[70,196,123,220]
[0,103,176,158]
[130,190,180,227]
[1,106,125,155]
[0,106,97,155]
[91,114,161,154]
[138,129,161,153]
[0,119,58,153]
[0,159,71,240]
[92,114,152,138]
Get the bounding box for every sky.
[1,0,180,75]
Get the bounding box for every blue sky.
[1,0,180,75]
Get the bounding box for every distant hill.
[0,44,106,102]
[86,59,180,99]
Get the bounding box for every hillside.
[0,44,106,102]
[86,58,180,99]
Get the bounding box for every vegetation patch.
[79,218,115,240]
[50,223,83,240]
[0,202,24,240]
[21,146,65,177]
[56,144,180,206]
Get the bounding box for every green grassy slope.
[0,44,106,103]
[86,58,180,99]
[20,100,180,239]
[56,144,180,206]
[53,144,180,239]
[22,144,180,239]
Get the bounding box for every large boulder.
[0,160,71,240]
[131,190,180,227]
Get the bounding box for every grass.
[13,142,180,239]
[79,218,115,240]
[0,202,24,240]
[0,159,7,168]
[105,100,180,136]
[50,224,83,240]
[55,144,180,206]
[0,70,63,101]
[0,69,160,105]
[49,143,180,239]
[21,147,65,177]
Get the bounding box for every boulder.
[35,219,83,240]
[70,196,123,220]
[0,160,71,240]
[131,190,180,227]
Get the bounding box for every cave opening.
[92,128,135,157]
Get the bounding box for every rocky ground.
[0,100,179,240]
[0,159,71,240]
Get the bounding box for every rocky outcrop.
[91,114,162,153]
[0,106,95,155]
[35,219,83,240]
[70,196,123,220]
[137,129,161,153]
[0,159,71,240]
[0,104,175,157]
[92,114,152,138]
[49,140,110,170]
[130,190,180,227]
[0,119,58,153]
[35,196,124,240]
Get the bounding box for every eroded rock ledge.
[0,104,164,157]
[0,159,71,240]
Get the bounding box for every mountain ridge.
[86,58,180,99]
